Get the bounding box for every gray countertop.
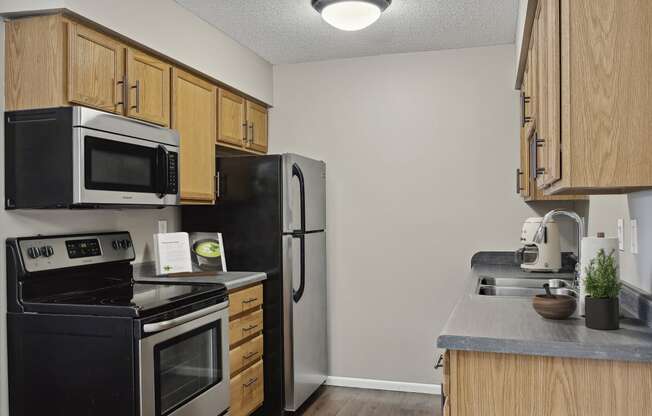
[133,262,267,291]
[437,253,652,363]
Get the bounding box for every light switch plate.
[631,219,638,254]
[158,220,168,234]
[617,219,625,251]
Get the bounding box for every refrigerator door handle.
[292,233,306,303]
[292,163,307,303]
[292,163,306,233]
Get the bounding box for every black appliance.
[5,106,180,209]
[183,154,328,415]
[6,231,230,416]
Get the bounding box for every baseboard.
[325,376,441,395]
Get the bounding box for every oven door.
[139,302,230,416]
[73,127,179,206]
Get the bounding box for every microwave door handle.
[156,145,169,197]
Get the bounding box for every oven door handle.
[143,301,229,334]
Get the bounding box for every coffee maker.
[517,217,562,272]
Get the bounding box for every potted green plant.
[584,249,621,330]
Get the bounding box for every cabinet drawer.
[230,334,264,375]
[230,360,264,416]
[229,309,263,347]
[229,284,263,317]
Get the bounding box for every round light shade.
[312,0,391,31]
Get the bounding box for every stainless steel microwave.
[5,106,180,208]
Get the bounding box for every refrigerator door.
[282,232,328,411]
[283,154,326,233]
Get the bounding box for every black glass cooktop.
[23,280,227,318]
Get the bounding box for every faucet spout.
[534,209,585,285]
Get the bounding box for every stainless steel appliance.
[5,106,180,208]
[183,153,328,414]
[6,232,229,416]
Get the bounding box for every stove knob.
[27,247,41,259]
[125,240,132,248]
[119,240,127,249]
[40,246,54,257]
[112,240,120,250]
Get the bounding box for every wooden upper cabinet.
[126,48,171,126]
[218,88,247,147]
[68,23,126,114]
[245,101,269,153]
[171,68,217,204]
[217,88,269,154]
[518,0,652,194]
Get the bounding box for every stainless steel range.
[6,231,230,416]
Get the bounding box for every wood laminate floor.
[296,386,440,416]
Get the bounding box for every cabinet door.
[245,101,269,153]
[126,48,170,126]
[535,0,562,187]
[68,23,125,113]
[217,89,246,148]
[542,0,561,186]
[535,0,549,189]
[171,68,216,204]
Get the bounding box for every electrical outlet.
[631,219,639,254]
[617,219,625,251]
[158,220,168,234]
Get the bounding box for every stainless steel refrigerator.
[182,153,327,415]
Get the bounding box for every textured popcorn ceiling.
[175,0,519,64]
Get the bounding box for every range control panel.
[18,232,135,273]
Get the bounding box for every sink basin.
[479,276,572,289]
[477,286,578,298]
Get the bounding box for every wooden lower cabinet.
[230,360,264,416]
[228,284,264,416]
[444,349,652,416]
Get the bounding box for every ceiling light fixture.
[312,0,392,31]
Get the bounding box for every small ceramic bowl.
[532,294,577,320]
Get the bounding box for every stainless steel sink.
[477,286,578,298]
[476,275,577,298]
[479,276,572,289]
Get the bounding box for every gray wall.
[588,193,652,293]
[269,44,583,385]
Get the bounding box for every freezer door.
[283,154,326,233]
[282,232,328,411]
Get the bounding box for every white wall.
[0,0,274,104]
[270,44,583,385]
[1,14,187,414]
[588,193,652,294]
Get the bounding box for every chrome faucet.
[534,209,585,288]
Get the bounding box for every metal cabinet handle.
[516,169,524,194]
[242,297,258,304]
[249,122,255,145]
[434,354,444,370]
[536,168,546,175]
[536,137,545,148]
[243,122,248,144]
[243,377,258,388]
[520,91,532,127]
[115,75,127,109]
[243,324,258,332]
[243,351,258,360]
[131,80,141,112]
